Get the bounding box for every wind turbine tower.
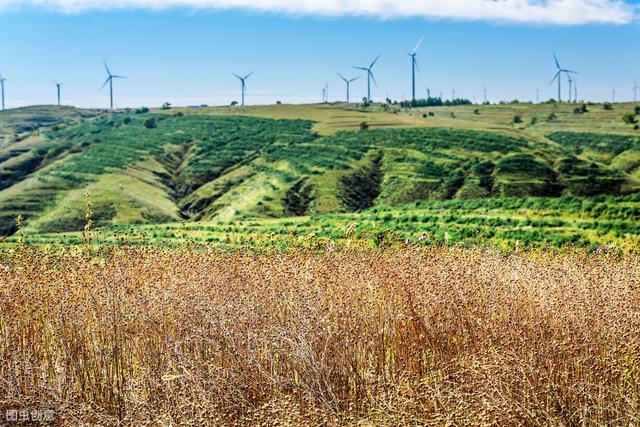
[633,79,640,103]
[567,74,574,103]
[483,86,487,103]
[0,73,5,111]
[337,73,359,103]
[232,71,254,107]
[353,55,380,102]
[409,36,424,102]
[52,80,62,106]
[101,61,125,110]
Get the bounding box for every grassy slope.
[26,194,640,251]
[167,103,427,135]
[0,103,639,249]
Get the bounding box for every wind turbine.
[353,54,380,102]
[633,79,640,103]
[0,72,5,111]
[551,53,577,102]
[574,80,578,102]
[483,86,487,104]
[232,71,253,107]
[409,36,424,102]
[100,61,125,110]
[52,80,62,106]
[425,88,431,98]
[337,73,359,103]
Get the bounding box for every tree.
[230,101,238,107]
[161,102,171,110]
[359,121,369,131]
[512,114,523,124]
[603,102,614,111]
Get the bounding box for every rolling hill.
[0,103,639,240]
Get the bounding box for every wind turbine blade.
[349,76,360,83]
[112,75,126,79]
[337,72,347,82]
[550,71,560,85]
[563,69,578,74]
[414,57,421,75]
[352,66,368,71]
[244,71,254,80]
[370,54,381,69]
[103,60,112,76]
[553,52,560,70]
[232,73,243,81]
[370,71,378,87]
[100,77,110,90]
[412,35,425,54]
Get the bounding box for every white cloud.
[0,0,636,25]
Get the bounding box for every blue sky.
[0,1,639,108]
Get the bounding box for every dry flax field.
[1,245,640,425]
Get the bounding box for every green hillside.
[0,103,639,247]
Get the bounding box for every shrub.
[635,106,640,115]
[143,118,157,129]
[135,107,150,114]
[547,112,557,122]
[359,121,369,131]
[622,112,638,125]
[603,103,614,111]
[123,117,132,125]
[530,116,538,126]
[512,114,523,124]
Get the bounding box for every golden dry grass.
[1,246,639,425]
